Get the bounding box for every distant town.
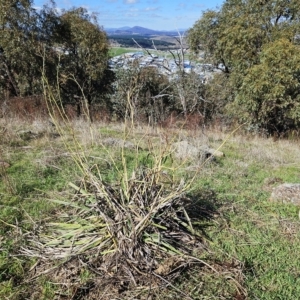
[108,50,224,83]
[105,26,225,82]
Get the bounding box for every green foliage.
[0,1,113,116]
[0,0,42,97]
[170,70,206,119]
[236,38,300,133]
[112,63,174,125]
[202,73,233,123]
[188,0,300,134]
[55,7,114,113]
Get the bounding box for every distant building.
[133,52,144,58]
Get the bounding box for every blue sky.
[33,0,224,30]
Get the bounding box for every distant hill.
[118,26,132,30]
[105,26,131,31]
[122,26,157,35]
[105,26,187,36]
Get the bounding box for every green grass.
[109,46,171,58]
[109,47,138,57]
[189,137,300,299]
[1,121,300,299]
[0,127,79,298]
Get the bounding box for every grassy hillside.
[0,117,300,299]
[109,47,138,57]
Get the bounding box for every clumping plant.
[21,71,215,294]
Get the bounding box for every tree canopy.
[0,0,112,115]
[0,0,40,97]
[188,0,300,134]
[53,7,114,113]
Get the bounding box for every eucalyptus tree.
[0,1,113,119]
[188,0,300,134]
[111,61,173,125]
[0,0,40,97]
[54,7,114,117]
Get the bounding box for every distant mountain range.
[105,26,187,36]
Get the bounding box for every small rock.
[171,141,224,161]
[0,161,10,168]
[18,130,41,141]
[235,160,249,168]
[171,141,200,160]
[270,183,300,206]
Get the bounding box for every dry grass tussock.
[203,127,300,167]
[10,107,220,298]
[234,135,300,167]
